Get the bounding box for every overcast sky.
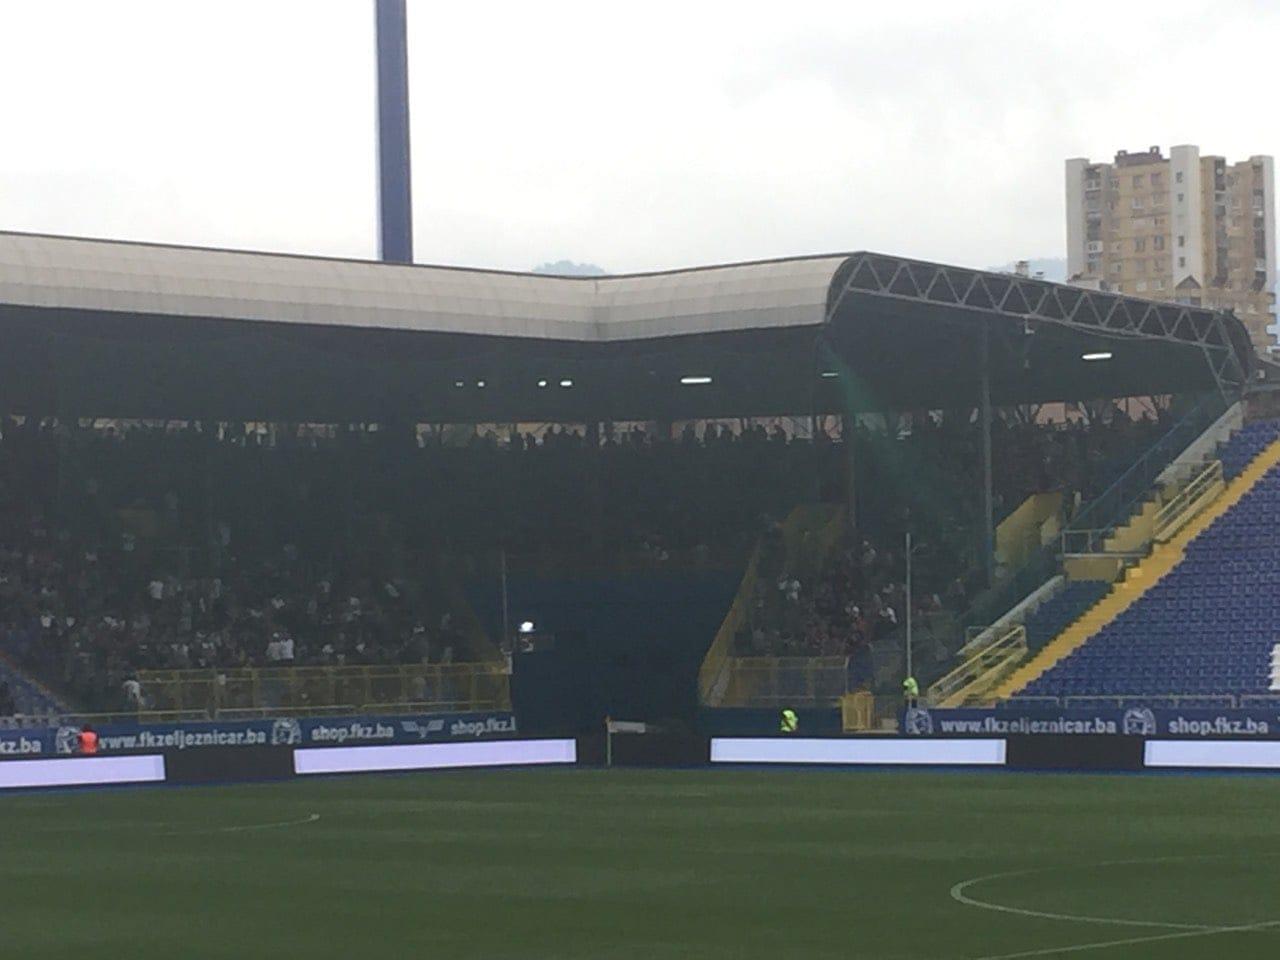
[2,0,1276,273]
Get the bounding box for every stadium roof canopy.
[0,231,1253,423]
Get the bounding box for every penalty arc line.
[950,871,1213,931]
[968,919,1280,960]
[953,853,1280,960]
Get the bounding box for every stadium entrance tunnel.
[473,571,741,735]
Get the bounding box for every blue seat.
[1019,421,1280,699]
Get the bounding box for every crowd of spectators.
[0,402,1172,714]
[736,404,1172,665]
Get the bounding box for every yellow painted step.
[993,436,1280,699]
[1103,498,1161,554]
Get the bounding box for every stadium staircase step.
[992,433,1280,700]
[1062,484,1174,582]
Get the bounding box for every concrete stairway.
[994,436,1280,699]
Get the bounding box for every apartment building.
[1066,146,1276,352]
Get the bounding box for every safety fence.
[134,663,511,717]
[1066,393,1228,538]
[718,656,849,707]
[1153,459,1224,543]
[1004,694,1280,710]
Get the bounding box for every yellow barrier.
[698,544,764,705]
[996,492,1063,571]
[137,663,511,716]
[841,691,875,731]
[927,625,1027,707]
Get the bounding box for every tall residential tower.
[1066,146,1276,352]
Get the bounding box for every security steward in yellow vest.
[902,676,920,709]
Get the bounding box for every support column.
[842,412,858,535]
[816,333,853,519]
[981,321,995,586]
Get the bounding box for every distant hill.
[531,260,607,277]
[989,257,1067,282]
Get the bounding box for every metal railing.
[0,700,496,728]
[1060,528,1147,558]
[956,617,1033,661]
[927,625,1026,707]
[1067,392,1226,536]
[1003,694,1280,709]
[1152,460,1223,542]
[930,397,1228,685]
[956,624,997,660]
[698,543,765,705]
[996,696,1060,707]
[720,656,849,707]
[135,663,511,717]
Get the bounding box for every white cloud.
[1,0,1276,272]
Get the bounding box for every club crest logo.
[1122,707,1157,736]
[903,707,934,736]
[270,718,303,746]
[400,718,446,740]
[54,726,80,756]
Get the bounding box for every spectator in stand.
[122,676,144,711]
[0,405,1169,709]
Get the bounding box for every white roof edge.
[0,231,849,342]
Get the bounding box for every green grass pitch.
[2,769,1279,959]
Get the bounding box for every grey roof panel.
[0,232,843,342]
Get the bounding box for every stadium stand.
[0,232,1260,729]
[1013,421,1280,703]
[0,656,65,724]
[1220,419,1280,480]
[1020,580,1111,656]
[0,407,1171,719]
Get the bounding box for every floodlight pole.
[904,530,913,680]
[500,547,510,648]
[375,0,413,264]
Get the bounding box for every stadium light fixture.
[680,375,713,385]
[820,371,839,379]
[519,620,535,634]
[1081,352,1113,361]
[559,379,574,388]
[536,379,548,388]
[453,379,465,388]
[476,380,486,388]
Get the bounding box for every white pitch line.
[217,812,321,833]
[969,918,1280,960]
[954,853,1280,960]
[950,871,1213,931]
[160,812,321,836]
